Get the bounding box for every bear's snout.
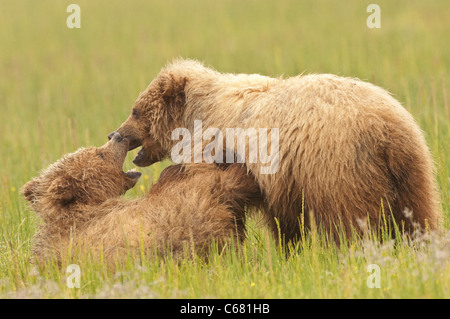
[108,130,141,151]
[108,131,117,141]
[110,132,124,143]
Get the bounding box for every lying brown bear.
[22,133,261,266]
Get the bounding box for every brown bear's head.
[22,133,141,215]
[108,59,210,167]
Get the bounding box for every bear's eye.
[132,108,140,119]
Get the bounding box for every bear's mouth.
[132,147,147,167]
[124,168,142,180]
[127,137,142,151]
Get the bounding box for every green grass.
[0,0,449,298]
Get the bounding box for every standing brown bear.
[22,132,261,265]
[110,59,441,242]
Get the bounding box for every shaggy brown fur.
[22,133,261,266]
[110,59,442,242]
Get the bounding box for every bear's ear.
[158,72,187,113]
[21,179,40,203]
[47,176,79,206]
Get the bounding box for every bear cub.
[22,132,261,266]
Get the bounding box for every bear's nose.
[111,132,124,143]
[108,132,116,140]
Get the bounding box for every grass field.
[0,0,449,299]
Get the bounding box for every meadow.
[0,0,449,298]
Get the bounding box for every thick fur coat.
[22,133,261,265]
[111,59,441,242]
